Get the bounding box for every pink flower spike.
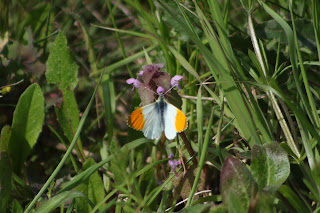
[126,78,141,90]
[170,75,183,90]
[138,70,144,76]
[157,86,165,95]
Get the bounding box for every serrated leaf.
[75,158,105,212]
[220,156,255,212]
[251,142,290,190]
[0,125,11,151]
[35,191,86,213]
[0,152,12,212]
[46,31,78,90]
[8,83,44,172]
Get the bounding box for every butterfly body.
[128,94,187,140]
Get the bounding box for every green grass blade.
[258,1,314,131]
[196,86,203,156]
[186,107,215,207]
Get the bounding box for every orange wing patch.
[175,109,187,132]
[128,108,145,130]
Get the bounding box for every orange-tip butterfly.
[128,93,187,140]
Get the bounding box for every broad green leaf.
[220,156,255,212]
[256,191,275,213]
[180,204,211,213]
[35,191,86,213]
[0,125,11,151]
[46,31,78,91]
[226,192,246,213]
[8,83,44,172]
[209,205,228,213]
[251,142,290,190]
[75,158,106,212]
[55,89,80,142]
[0,152,12,212]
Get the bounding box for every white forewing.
[141,103,163,139]
[164,103,178,140]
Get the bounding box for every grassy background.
[1,0,320,212]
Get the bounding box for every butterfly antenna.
[164,85,177,96]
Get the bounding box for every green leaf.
[35,191,86,213]
[226,192,246,213]
[251,142,290,190]
[46,31,78,90]
[180,204,211,213]
[138,166,157,210]
[55,89,80,142]
[0,152,12,212]
[255,19,317,52]
[209,205,228,213]
[278,185,310,213]
[155,1,202,42]
[220,156,255,212]
[75,158,106,212]
[11,200,23,213]
[8,83,44,172]
[256,191,275,213]
[0,125,11,151]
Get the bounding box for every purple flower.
[142,63,165,72]
[168,153,181,177]
[157,86,165,95]
[170,75,183,90]
[126,78,141,90]
[138,70,144,76]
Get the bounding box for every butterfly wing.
[128,102,163,139]
[128,107,145,131]
[164,103,187,140]
[141,103,163,139]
